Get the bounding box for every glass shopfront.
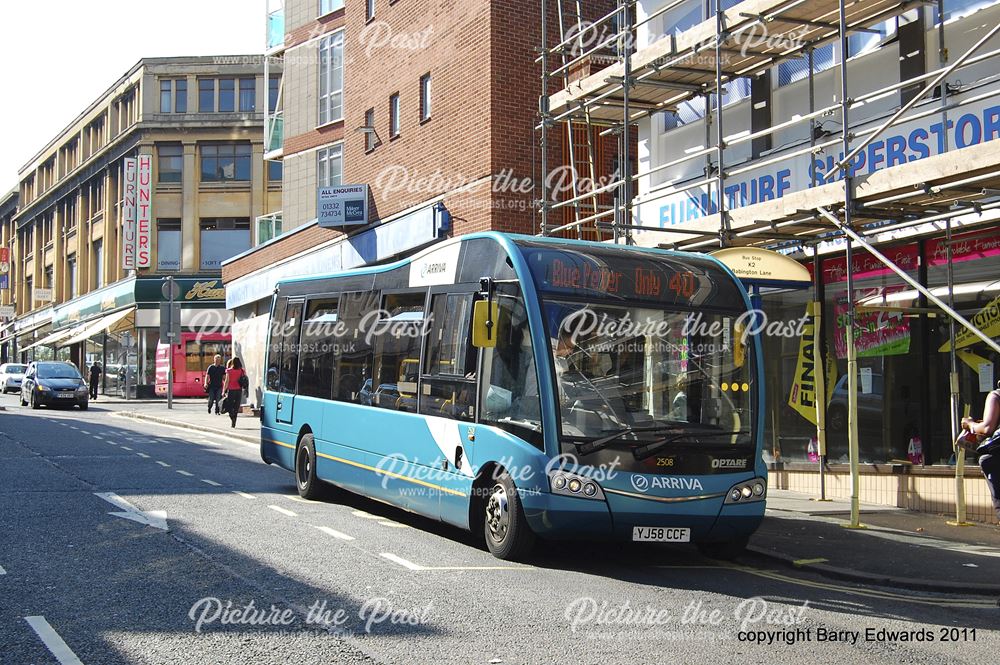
[763,227,1000,466]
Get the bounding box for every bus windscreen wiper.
[573,423,681,456]
[632,430,747,461]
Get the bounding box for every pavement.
[83,395,1000,596]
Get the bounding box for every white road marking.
[352,510,383,519]
[201,479,221,487]
[233,491,257,500]
[23,616,84,665]
[285,495,317,504]
[176,470,194,477]
[136,453,150,459]
[68,426,79,430]
[378,521,409,528]
[268,505,297,517]
[380,552,424,570]
[120,446,132,451]
[315,525,356,541]
[379,552,529,572]
[79,430,90,435]
[94,492,169,531]
[155,461,171,467]
[92,435,104,440]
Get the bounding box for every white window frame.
[389,93,400,138]
[317,144,344,188]
[320,0,344,15]
[420,73,432,121]
[319,31,345,126]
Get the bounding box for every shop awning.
[59,308,134,348]
[19,325,83,352]
[12,320,53,348]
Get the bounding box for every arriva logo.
[629,475,704,493]
[712,458,749,469]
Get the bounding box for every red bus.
[155,332,232,397]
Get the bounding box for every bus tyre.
[295,434,326,500]
[697,536,749,561]
[484,472,536,561]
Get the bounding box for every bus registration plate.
[632,526,690,542]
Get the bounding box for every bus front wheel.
[295,434,327,500]
[483,472,536,561]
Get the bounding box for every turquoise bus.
[260,233,766,560]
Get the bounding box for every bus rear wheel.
[295,434,327,500]
[483,471,536,561]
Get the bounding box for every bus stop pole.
[845,235,863,529]
[813,247,829,501]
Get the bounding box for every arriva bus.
[155,332,232,397]
[261,233,765,561]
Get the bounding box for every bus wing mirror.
[472,300,499,349]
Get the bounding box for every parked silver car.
[0,363,27,394]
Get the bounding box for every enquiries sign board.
[318,184,369,228]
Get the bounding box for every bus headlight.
[725,478,766,504]
[549,470,605,501]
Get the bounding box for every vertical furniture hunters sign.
[136,154,153,268]
[122,157,137,269]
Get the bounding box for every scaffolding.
[537,0,1000,523]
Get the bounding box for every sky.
[0,1,262,192]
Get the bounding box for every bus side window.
[299,298,339,401]
[371,291,425,412]
[266,298,287,392]
[333,291,379,403]
[421,292,477,422]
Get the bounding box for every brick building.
[222,0,623,398]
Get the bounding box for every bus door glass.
[275,300,303,424]
[422,290,479,425]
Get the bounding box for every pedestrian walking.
[959,380,1000,522]
[204,354,226,415]
[222,357,248,429]
[88,362,102,400]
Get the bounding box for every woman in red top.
[222,357,246,428]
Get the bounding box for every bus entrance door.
[275,300,303,426]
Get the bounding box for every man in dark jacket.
[205,355,226,415]
[89,362,102,400]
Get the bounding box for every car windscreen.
[5,365,26,374]
[36,364,82,380]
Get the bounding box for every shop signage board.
[34,288,53,303]
[122,158,137,269]
[0,305,14,319]
[939,292,1000,352]
[136,155,153,268]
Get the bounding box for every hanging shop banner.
[788,302,838,426]
[834,288,911,359]
[939,292,1000,353]
[121,157,137,269]
[0,247,9,290]
[136,154,153,268]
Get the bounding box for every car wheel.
[79,401,89,411]
[697,536,749,561]
[20,392,27,406]
[295,434,330,500]
[30,391,40,410]
[483,470,536,561]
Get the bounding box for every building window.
[157,144,183,183]
[93,239,103,289]
[175,79,187,113]
[239,78,256,112]
[268,160,283,182]
[320,0,344,14]
[199,218,251,271]
[160,80,172,113]
[389,93,400,138]
[268,76,280,112]
[67,254,77,298]
[420,73,431,122]
[317,144,343,187]
[319,32,344,125]
[161,79,187,113]
[366,0,375,21]
[157,219,182,271]
[364,108,376,152]
[779,44,835,87]
[200,143,252,182]
[219,78,235,112]
[199,79,215,112]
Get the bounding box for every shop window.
[157,219,182,271]
[199,218,250,271]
